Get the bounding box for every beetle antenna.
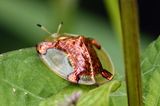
[36,24,52,35]
[57,21,63,34]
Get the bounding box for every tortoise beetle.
[36,23,114,85]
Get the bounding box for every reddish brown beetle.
[36,23,114,85]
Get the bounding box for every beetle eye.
[40,48,74,79]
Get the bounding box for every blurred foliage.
[0,0,77,46]
[104,0,122,42]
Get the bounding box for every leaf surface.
[0,47,118,106]
[141,36,160,106]
[77,80,120,106]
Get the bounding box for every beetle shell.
[36,33,114,85]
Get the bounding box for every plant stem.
[104,0,122,42]
[119,0,142,106]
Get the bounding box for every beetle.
[36,23,113,85]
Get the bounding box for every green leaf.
[77,80,120,106]
[109,81,127,106]
[39,81,120,106]
[0,47,117,106]
[141,36,160,106]
[39,83,96,106]
[0,48,70,106]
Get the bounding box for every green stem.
[119,0,142,106]
[104,0,122,42]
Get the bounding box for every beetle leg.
[67,72,79,83]
[36,42,55,55]
[101,69,113,80]
[90,39,101,49]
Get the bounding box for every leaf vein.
[2,79,45,100]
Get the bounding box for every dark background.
[79,0,160,37]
